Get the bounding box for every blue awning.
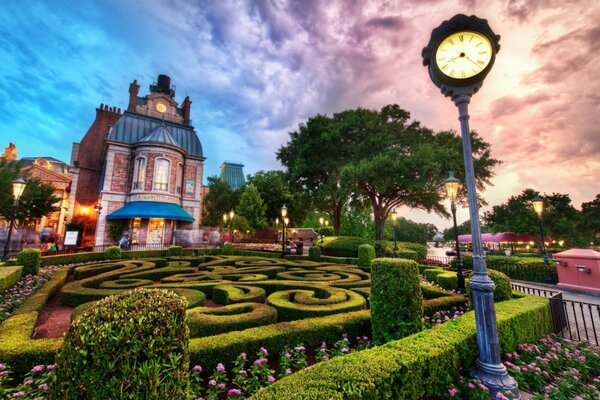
[106,201,195,222]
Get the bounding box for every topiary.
[104,246,122,260]
[16,249,41,275]
[49,288,189,399]
[222,242,234,255]
[466,269,512,303]
[370,258,423,344]
[357,244,375,268]
[308,246,321,261]
[168,246,183,256]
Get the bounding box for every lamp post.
[280,205,288,258]
[531,195,551,283]
[229,210,235,243]
[423,14,518,398]
[275,217,279,244]
[319,217,325,245]
[2,178,26,262]
[391,210,398,256]
[445,171,466,294]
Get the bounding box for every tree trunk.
[373,203,387,241]
[331,199,344,236]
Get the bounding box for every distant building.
[68,74,205,246]
[219,161,245,190]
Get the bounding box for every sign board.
[185,179,195,194]
[64,231,79,246]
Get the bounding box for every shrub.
[374,241,427,261]
[187,303,277,337]
[50,289,189,399]
[319,226,334,237]
[465,269,512,303]
[308,246,321,261]
[104,246,122,260]
[436,272,459,291]
[452,255,557,283]
[168,246,183,256]
[422,268,447,282]
[223,242,234,255]
[16,249,41,275]
[370,258,423,344]
[0,266,23,292]
[357,244,375,268]
[320,236,373,257]
[249,294,553,400]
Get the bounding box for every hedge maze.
[60,256,376,338]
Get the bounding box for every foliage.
[370,258,423,344]
[250,294,552,400]
[222,242,234,255]
[392,216,438,244]
[108,222,126,242]
[327,104,498,240]
[308,246,321,261]
[202,176,240,227]
[0,159,59,229]
[339,203,375,238]
[168,245,183,256]
[246,170,309,228]
[484,188,586,247]
[16,249,41,275]
[0,266,23,292]
[236,183,268,231]
[357,244,375,268]
[580,193,600,244]
[104,246,122,260]
[453,255,557,284]
[320,236,373,257]
[443,219,472,242]
[50,288,189,399]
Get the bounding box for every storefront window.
[154,158,170,191]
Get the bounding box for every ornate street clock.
[422,14,500,89]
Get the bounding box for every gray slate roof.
[109,112,203,158]
[137,124,182,149]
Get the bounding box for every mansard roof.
[108,111,203,158]
[137,123,182,149]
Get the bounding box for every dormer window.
[154,158,170,191]
[132,157,146,190]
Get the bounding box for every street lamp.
[423,14,518,397]
[319,217,325,244]
[275,217,279,244]
[229,210,235,243]
[445,171,466,294]
[280,205,288,258]
[391,210,398,256]
[2,178,26,261]
[531,195,551,283]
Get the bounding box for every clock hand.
[465,55,482,68]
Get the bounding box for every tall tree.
[483,189,584,246]
[338,105,498,240]
[580,194,600,242]
[201,176,239,227]
[392,217,438,245]
[246,170,309,227]
[277,114,351,235]
[0,159,58,228]
[443,220,472,242]
[236,183,267,232]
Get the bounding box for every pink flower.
[208,379,216,386]
[228,389,242,396]
[495,393,509,400]
[268,375,276,383]
[468,382,475,389]
[260,347,268,356]
[39,383,49,391]
[448,388,458,396]
[31,365,45,373]
[216,363,225,372]
[239,370,247,376]
[192,365,202,373]
[218,383,226,390]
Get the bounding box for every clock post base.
[472,359,520,399]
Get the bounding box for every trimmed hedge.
[357,244,375,268]
[222,242,234,255]
[187,303,277,337]
[250,294,553,400]
[0,266,23,292]
[50,289,189,399]
[453,255,557,283]
[16,249,41,275]
[267,287,366,322]
[212,284,266,305]
[370,258,423,344]
[422,268,447,282]
[308,246,321,261]
[321,236,372,257]
[104,246,122,260]
[168,245,183,256]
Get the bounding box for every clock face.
[435,31,493,80]
[155,102,167,113]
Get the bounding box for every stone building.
[68,74,205,246]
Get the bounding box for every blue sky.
[1,0,599,228]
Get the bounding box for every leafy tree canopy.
[391,217,438,245]
[236,183,267,231]
[201,176,239,227]
[443,220,472,242]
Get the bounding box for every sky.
[0,0,598,230]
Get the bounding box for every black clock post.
[423,14,519,399]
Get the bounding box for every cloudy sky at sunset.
[0,0,598,229]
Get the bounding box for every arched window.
[154,158,170,191]
[176,164,183,194]
[132,157,146,190]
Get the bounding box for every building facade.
[68,74,205,246]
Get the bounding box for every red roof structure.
[458,232,552,244]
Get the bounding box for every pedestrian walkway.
[512,279,600,305]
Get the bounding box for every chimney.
[182,96,192,125]
[128,79,140,111]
